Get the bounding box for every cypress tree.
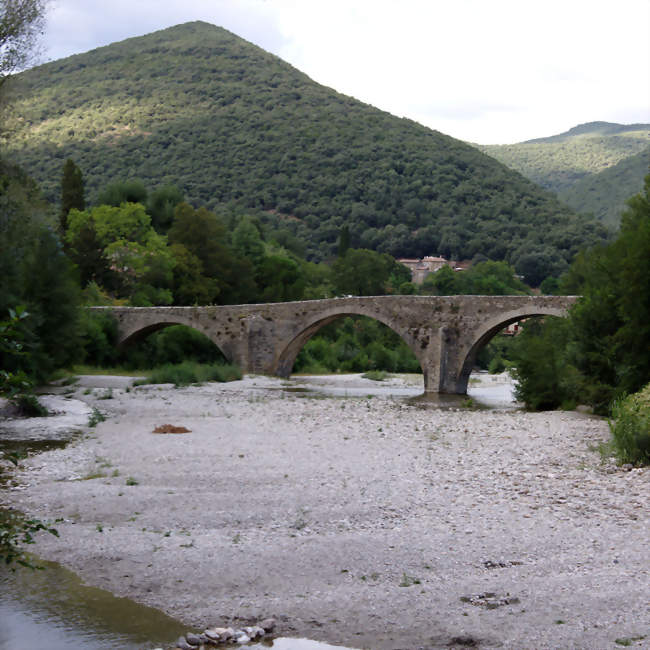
[60,158,84,234]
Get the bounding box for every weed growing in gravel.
[125,477,139,486]
[399,572,421,587]
[615,637,646,647]
[96,524,103,532]
[362,370,389,381]
[88,408,105,427]
[97,388,113,400]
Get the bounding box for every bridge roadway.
[93,295,577,394]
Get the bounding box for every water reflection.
[0,559,187,649]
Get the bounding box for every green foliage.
[0,158,81,381]
[66,202,174,303]
[78,309,118,367]
[0,306,32,398]
[511,318,574,410]
[97,179,147,207]
[294,316,420,374]
[5,22,607,269]
[362,370,389,381]
[480,121,650,194]
[609,384,650,466]
[168,202,256,304]
[12,392,48,416]
[147,184,183,232]
[0,0,48,83]
[332,248,399,296]
[118,324,226,369]
[558,147,650,228]
[59,158,84,233]
[0,508,59,570]
[513,175,650,413]
[136,360,242,386]
[421,261,530,295]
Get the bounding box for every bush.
[13,394,49,417]
[136,361,241,387]
[609,383,650,466]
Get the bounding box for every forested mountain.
[480,122,649,193]
[558,147,650,228]
[4,21,606,273]
[480,122,650,227]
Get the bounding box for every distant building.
[398,255,463,284]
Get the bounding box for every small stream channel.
[0,374,515,649]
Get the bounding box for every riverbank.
[2,375,648,649]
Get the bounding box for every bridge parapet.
[92,295,578,394]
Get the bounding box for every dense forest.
[480,122,650,227]
[3,21,608,279]
[557,147,650,228]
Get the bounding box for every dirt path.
[3,376,649,649]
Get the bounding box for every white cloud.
[42,0,650,143]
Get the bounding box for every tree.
[0,0,48,86]
[513,174,650,414]
[147,184,184,233]
[60,158,84,234]
[97,179,148,207]
[332,248,396,296]
[168,203,257,304]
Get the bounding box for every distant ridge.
[479,121,650,225]
[5,21,606,275]
[523,121,650,144]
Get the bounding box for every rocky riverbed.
[1,374,648,649]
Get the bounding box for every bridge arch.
[274,307,425,381]
[450,305,570,394]
[117,319,234,366]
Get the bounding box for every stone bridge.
[94,295,578,394]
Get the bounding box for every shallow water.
[287,372,518,410]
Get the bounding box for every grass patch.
[362,370,390,381]
[88,408,105,428]
[12,394,49,417]
[134,361,242,387]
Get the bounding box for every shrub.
[13,394,49,417]
[609,383,650,466]
[136,361,241,387]
[363,370,389,381]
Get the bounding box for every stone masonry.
[93,295,577,394]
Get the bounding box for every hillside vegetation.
[558,147,650,228]
[480,122,650,194]
[4,21,605,272]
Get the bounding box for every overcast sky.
[42,0,650,144]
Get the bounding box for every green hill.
[4,21,606,273]
[480,122,650,195]
[558,147,650,228]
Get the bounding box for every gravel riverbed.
[2,375,648,649]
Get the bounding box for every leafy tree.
[332,248,396,296]
[60,158,84,234]
[0,158,81,381]
[66,202,174,303]
[168,202,256,304]
[337,225,350,257]
[513,175,650,414]
[147,184,184,233]
[97,179,148,207]
[256,254,305,302]
[232,216,265,261]
[0,0,48,86]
